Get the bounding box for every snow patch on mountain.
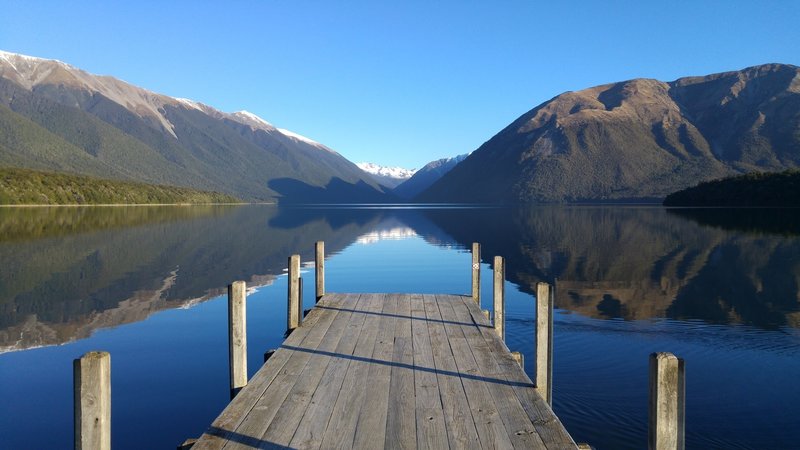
[175,97,205,111]
[356,162,417,180]
[277,128,337,154]
[0,50,340,155]
[232,110,274,128]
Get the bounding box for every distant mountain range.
[0,50,389,203]
[356,162,416,189]
[394,154,469,199]
[3,51,798,205]
[419,63,800,203]
[357,157,470,199]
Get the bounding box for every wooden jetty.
[73,241,686,450]
[187,241,576,449]
[192,292,575,449]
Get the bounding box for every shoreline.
[0,202,273,208]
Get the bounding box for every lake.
[1,204,798,449]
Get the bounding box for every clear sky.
[2,1,798,169]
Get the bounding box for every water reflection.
[0,205,387,352]
[666,207,800,236]
[2,205,799,353]
[420,206,800,329]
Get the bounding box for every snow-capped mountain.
[356,162,417,188]
[228,109,336,154]
[0,50,388,202]
[393,153,469,199]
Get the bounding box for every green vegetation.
[663,169,800,206]
[0,167,241,205]
[0,77,389,202]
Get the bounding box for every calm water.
[1,205,798,449]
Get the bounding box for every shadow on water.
[666,207,800,236]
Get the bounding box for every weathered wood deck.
[192,292,577,449]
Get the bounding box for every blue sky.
[2,1,798,169]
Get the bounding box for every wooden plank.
[317,293,386,448]
[385,293,417,450]
[458,295,577,448]
[216,294,355,450]
[196,292,577,450]
[256,294,374,447]
[437,295,516,450]
[287,293,384,449]
[423,294,481,449]
[447,295,548,449]
[410,294,450,450]
[351,293,399,449]
[192,294,346,450]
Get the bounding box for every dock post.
[536,282,554,405]
[471,242,481,303]
[493,256,505,340]
[649,352,685,450]
[228,281,247,399]
[315,241,325,302]
[74,351,111,450]
[288,254,301,330]
[511,351,524,369]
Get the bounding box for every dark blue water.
[0,205,798,449]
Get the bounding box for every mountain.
[0,50,390,203]
[418,64,800,203]
[394,153,468,199]
[356,162,416,188]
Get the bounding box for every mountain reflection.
[0,205,387,352]
[421,206,800,330]
[2,205,798,353]
[666,207,800,236]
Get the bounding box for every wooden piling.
[511,351,524,369]
[471,242,481,303]
[493,256,505,340]
[536,282,554,405]
[649,352,685,450]
[315,241,325,302]
[74,351,111,450]
[178,438,197,450]
[288,254,301,330]
[228,281,247,398]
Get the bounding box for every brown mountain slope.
[418,64,800,203]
